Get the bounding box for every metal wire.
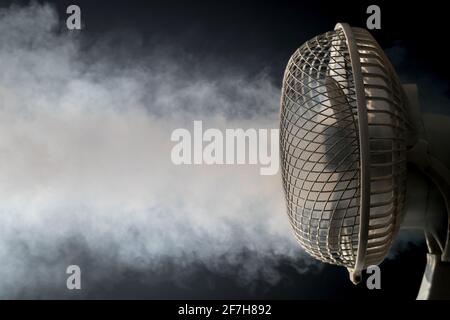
[280,25,410,276]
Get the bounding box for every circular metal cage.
[279,23,411,282]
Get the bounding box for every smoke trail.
[0,3,319,298]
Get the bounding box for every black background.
[1,0,448,299]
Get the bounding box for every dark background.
[7,0,448,86]
[1,0,448,299]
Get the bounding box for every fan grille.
[280,25,409,273]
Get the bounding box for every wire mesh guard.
[279,25,410,279]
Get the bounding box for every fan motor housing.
[279,23,411,282]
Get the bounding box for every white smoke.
[0,3,314,298]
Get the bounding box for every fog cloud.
[0,3,315,298]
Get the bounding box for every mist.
[0,3,320,298]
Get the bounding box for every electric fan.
[279,23,450,299]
